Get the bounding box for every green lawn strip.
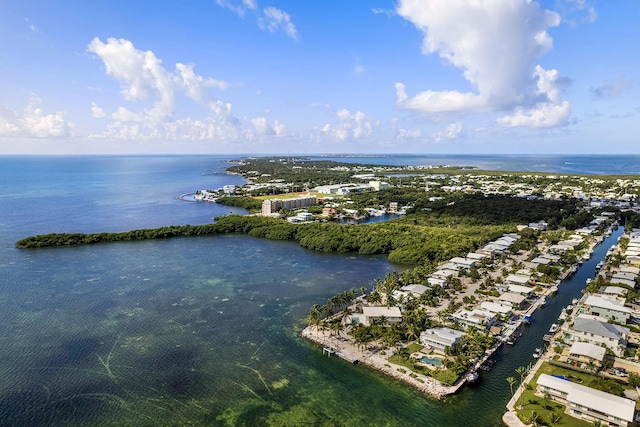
[515,385,591,427]
[514,362,628,426]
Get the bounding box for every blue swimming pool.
[420,356,443,366]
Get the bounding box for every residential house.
[451,309,496,330]
[498,292,527,310]
[507,284,535,297]
[566,342,606,369]
[584,295,633,324]
[536,374,635,427]
[480,301,512,316]
[568,316,629,356]
[351,307,403,326]
[419,327,466,354]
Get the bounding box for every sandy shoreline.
[301,325,463,399]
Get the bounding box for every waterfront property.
[350,306,403,326]
[536,373,636,426]
[567,316,630,357]
[583,294,633,324]
[419,327,466,354]
[451,308,496,330]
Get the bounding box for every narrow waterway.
[450,226,624,424]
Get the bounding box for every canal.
[448,225,624,424]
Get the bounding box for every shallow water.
[0,155,624,426]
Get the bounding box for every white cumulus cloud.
[321,109,376,142]
[395,0,570,128]
[0,97,73,138]
[87,37,260,141]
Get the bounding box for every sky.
[0,0,638,155]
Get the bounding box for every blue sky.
[0,0,638,155]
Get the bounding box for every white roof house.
[419,327,466,353]
[507,284,534,296]
[569,317,629,356]
[505,275,531,286]
[432,269,457,279]
[427,277,447,288]
[584,295,633,323]
[498,292,527,307]
[568,342,606,363]
[613,272,636,282]
[451,308,496,330]
[537,374,635,426]
[400,284,429,297]
[602,286,628,298]
[450,257,476,269]
[610,277,636,288]
[353,307,403,326]
[480,301,512,315]
[530,257,551,265]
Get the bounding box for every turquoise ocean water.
[0,155,628,426]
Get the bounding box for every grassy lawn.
[387,343,462,385]
[513,361,629,426]
[515,385,591,427]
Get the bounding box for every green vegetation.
[216,195,263,211]
[18,193,585,270]
[513,362,633,427]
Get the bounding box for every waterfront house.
[480,301,512,316]
[536,374,635,427]
[568,316,629,356]
[451,309,496,330]
[506,283,535,297]
[497,292,527,309]
[584,295,633,324]
[351,307,403,326]
[419,327,466,354]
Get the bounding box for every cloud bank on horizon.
[0,0,637,154]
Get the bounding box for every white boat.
[549,285,558,294]
[549,323,559,333]
[533,348,544,359]
[466,371,479,382]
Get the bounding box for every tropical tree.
[506,376,516,396]
[515,366,528,407]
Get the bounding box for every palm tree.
[515,366,527,408]
[550,413,561,425]
[506,376,516,396]
[529,411,541,426]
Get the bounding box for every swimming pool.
[420,356,443,366]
